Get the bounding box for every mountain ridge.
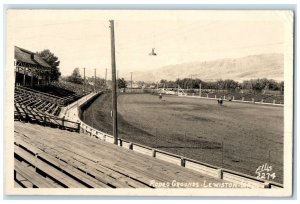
[124,53,283,82]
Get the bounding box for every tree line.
[160,78,284,92]
[64,68,284,93]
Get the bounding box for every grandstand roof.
[15,46,52,68]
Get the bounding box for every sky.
[7,10,288,79]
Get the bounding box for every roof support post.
[48,70,51,85]
[23,67,26,86]
[31,72,33,87]
[37,70,40,86]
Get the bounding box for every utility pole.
[110,20,118,145]
[130,72,133,91]
[83,67,86,93]
[117,70,119,91]
[199,82,202,97]
[177,74,179,95]
[105,68,107,88]
[94,68,96,92]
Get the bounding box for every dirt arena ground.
[82,93,283,183]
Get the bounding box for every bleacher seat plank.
[27,130,195,185]
[14,145,87,188]
[17,124,196,183]
[15,159,58,188]
[19,135,142,188]
[16,131,155,188]
[67,133,224,183]
[15,135,120,188]
[14,181,23,188]
[15,172,34,188]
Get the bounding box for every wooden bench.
[14,145,87,188]
[15,159,61,188]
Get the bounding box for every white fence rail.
[178,95,284,107]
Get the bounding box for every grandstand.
[15,46,52,86]
[51,80,94,96]
[13,46,90,130]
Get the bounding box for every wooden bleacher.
[51,80,93,96]
[14,122,226,188]
[14,79,101,133]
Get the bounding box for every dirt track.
[82,93,283,183]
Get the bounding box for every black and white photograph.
[4,9,294,196]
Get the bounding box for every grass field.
[83,93,283,183]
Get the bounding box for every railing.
[64,92,283,189]
[178,94,284,106]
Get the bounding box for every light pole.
[94,68,96,92]
[110,20,118,145]
[130,72,133,92]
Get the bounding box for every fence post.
[43,115,46,126]
[217,169,223,179]
[77,123,80,133]
[25,113,29,122]
[62,117,65,130]
[152,149,156,157]
[129,143,133,150]
[181,158,186,167]
[264,182,271,188]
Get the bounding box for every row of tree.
[160,78,284,92]
[64,68,284,92]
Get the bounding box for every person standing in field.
[218,97,223,105]
[159,93,162,100]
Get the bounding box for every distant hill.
[125,53,283,82]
